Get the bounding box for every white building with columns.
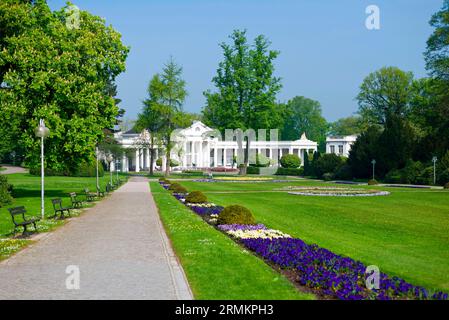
[326,135,358,158]
[114,121,318,172]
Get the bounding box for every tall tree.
[423,0,449,156]
[281,96,328,151]
[0,1,128,171]
[202,30,282,173]
[328,116,364,136]
[147,59,189,176]
[136,74,165,176]
[357,67,414,125]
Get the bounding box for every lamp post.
[95,147,100,191]
[432,156,438,185]
[106,154,113,186]
[35,119,50,220]
[371,159,376,180]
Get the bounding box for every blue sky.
[48,0,442,122]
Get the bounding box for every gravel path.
[0,177,192,300]
[0,165,28,175]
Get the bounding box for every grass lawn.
[151,181,314,300]
[177,179,449,293]
[0,173,127,237]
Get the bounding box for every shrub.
[0,175,13,207]
[368,179,378,185]
[211,167,239,172]
[280,154,301,168]
[445,182,449,189]
[275,167,303,176]
[156,158,180,167]
[168,183,187,193]
[246,166,260,174]
[438,169,449,186]
[322,172,334,181]
[217,205,256,225]
[334,164,353,181]
[314,154,346,178]
[185,191,208,203]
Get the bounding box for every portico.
[114,121,318,171]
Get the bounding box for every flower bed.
[158,181,447,300]
[280,186,390,197]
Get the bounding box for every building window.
[338,145,343,154]
[330,145,335,154]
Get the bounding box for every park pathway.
[0,177,192,300]
[0,165,28,175]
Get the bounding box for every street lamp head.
[432,156,438,163]
[35,119,50,138]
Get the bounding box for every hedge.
[275,167,304,176]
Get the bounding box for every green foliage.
[0,175,13,207]
[148,58,189,176]
[313,154,345,179]
[246,166,260,174]
[185,191,208,204]
[348,127,382,179]
[29,160,104,177]
[275,167,303,176]
[425,0,449,82]
[357,67,414,125]
[156,158,180,167]
[368,179,378,185]
[280,154,301,169]
[334,164,353,181]
[169,183,187,193]
[202,30,282,167]
[217,205,256,225]
[328,116,365,136]
[0,1,128,172]
[281,96,328,149]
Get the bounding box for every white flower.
[225,229,291,240]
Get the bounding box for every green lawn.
[0,173,126,237]
[176,180,449,293]
[151,181,314,300]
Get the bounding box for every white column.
[135,149,140,172]
[139,149,144,169]
[223,148,227,167]
[199,142,203,168]
[161,156,166,172]
[213,147,218,167]
[289,147,293,154]
[183,141,188,167]
[122,153,127,172]
[145,148,150,170]
[191,141,196,167]
[206,142,210,167]
[110,161,115,172]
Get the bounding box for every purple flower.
[217,224,267,232]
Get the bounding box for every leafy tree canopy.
[0,0,129,171]
[357,67,414,126]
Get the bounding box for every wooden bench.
[7,206,40,236]
[84,188,97,202]
[69,192,83,208]
[51,198,72,219]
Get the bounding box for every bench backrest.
[51,198,62,210]
[7,206,26,224]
